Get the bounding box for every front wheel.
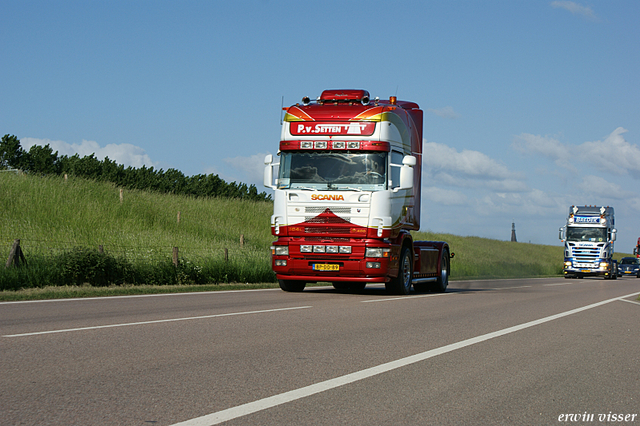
[279,279,306,292]
[386,246,413,295]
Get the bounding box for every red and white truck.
[264,89,452,294]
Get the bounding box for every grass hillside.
[1,172,631,298]
[1,172,274,291]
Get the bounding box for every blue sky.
[2,0,639,252]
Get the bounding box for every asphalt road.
[1,277,639,426]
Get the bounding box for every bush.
[56,248,132,287]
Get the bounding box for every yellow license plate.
[313,264,339,271]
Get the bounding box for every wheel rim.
[440,253,448,286]
[401,252,412,291]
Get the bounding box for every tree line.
[0,134,271,202]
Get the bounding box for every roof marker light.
[301,141,313,149]
[390,96,397,105]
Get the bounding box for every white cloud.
[551,1,598,20]
[423,141,524,184]
[21,138,156,169]
[427,106,460,119]
[512,133,571,166]
[223,152,271,187]
[577,175,631,199]
[513,128,640,178]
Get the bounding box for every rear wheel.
[279,279,306,292]
[430,248,450,293]
[386,246,413,295]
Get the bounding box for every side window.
[389,151,403,188]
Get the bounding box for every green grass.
[0,172,275,290]
[414,232,564,279]
[0,172,633,300]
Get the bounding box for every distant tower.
[511,222,517,242]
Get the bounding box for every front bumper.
[272,256,392,283]
[564,261,612,277]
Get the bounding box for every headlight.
[300,245,313,253]
[313,245,325,253]
[271,246,289,256]
[564,261,572,267]
[339,246,352,254]
[326,246,339,254]
[600,262,609,269]
[365,247,390,258]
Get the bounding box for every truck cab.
[265,89,451,294]
[560,205,617,279]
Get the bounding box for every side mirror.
[611,229,617,242]
[263,154,275,189]
[559,227,565,241]
[394,155,416,192]
[634,247,638,255]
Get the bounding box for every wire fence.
[0,236,275,290]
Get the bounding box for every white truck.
[559,205,617,279]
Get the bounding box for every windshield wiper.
[334,186,362,192]
[327,182,362,191]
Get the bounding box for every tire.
[430,248,450,293]
[385,246,413,295]
[332,282,366,293]
[279,279,306,292]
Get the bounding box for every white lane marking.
[487,285,532,290]
[0,288,281,305]
[169,291,640,426]
[2,306,312,337]
[362,293,450,303]
[619,298,640,306]
[544,282,575,287]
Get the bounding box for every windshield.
[566,227,608,242]
[277,151,387,191]
[620,258,639,265]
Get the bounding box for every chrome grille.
[305,207,351,214]
[305,216,350,223]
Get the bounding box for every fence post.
[240,234,244,247]
[177,211,181,225]
[224,248,229,262]
[173,247,179,266]
[119,188,124,203]
[98,245,104,254]
[6,239,26,268]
